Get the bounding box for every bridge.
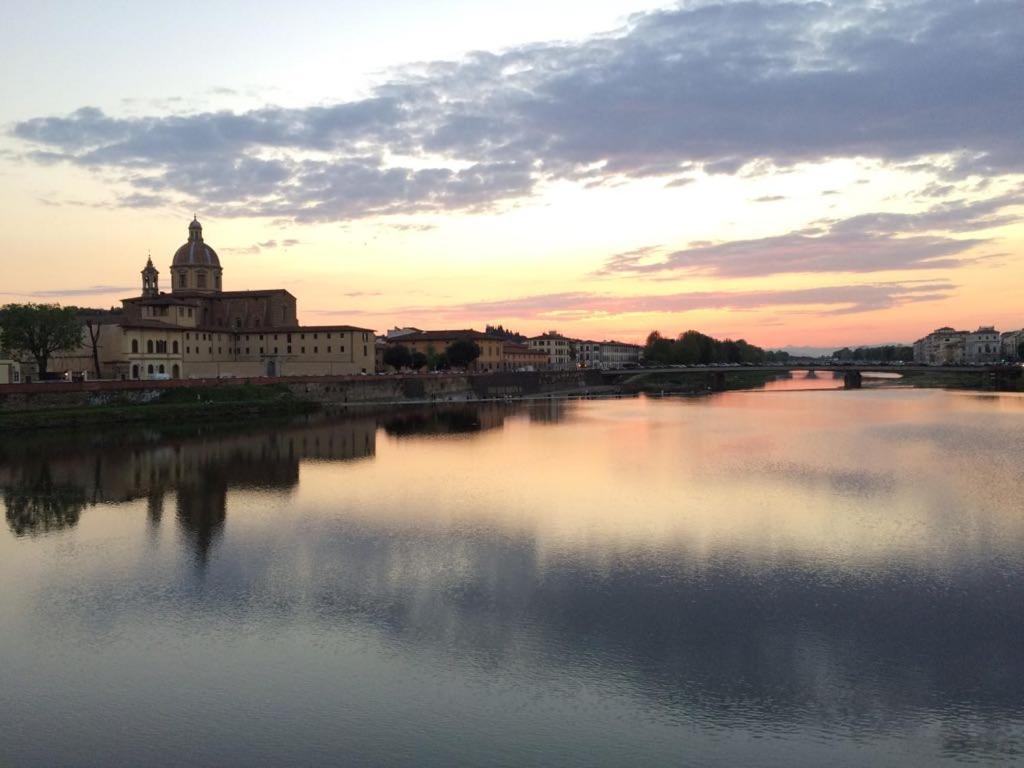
[598,363,1023,390]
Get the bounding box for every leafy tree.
[644,329,770,365]
[382,344,412,370]
[445,339,481,368]
[0,303,83,378]
[1017,342,1024,361]
[410,351,428,370]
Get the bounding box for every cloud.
[10,0,1023,221]
[221,237,301,255]
[1,285,137,299]
[366,281,955,322]
[597,194,1021,277]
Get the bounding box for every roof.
[172,218,221,268]
[122,294,199,306]
[390,329,499,343]
[261,324,375,333]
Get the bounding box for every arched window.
[147,364,154,375]
[171,364,180,379]
[132,364,140,379]
[147,340,154,354]
[158,364,165,374]
[172,340,179,354]
[131,339,139,354]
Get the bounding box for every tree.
[83,319,103,379]
[1017,341,1024,361]
[382,344,412,370]
[445,339,481,369]
[0,303,83,378]
[410,351,428,370]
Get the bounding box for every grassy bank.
[617,369,782,395]
[0,383,319,431]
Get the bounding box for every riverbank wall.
[0,369,609,428]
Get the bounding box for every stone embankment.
[0,369,609,428]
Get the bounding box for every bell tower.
[141,256,160,298]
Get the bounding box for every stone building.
[527,331,576,369]
[502,342,548,370]
[913,325,1005,365]
[48,217,374,380]
[965,327,1000,364]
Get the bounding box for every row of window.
[131,340,179,354]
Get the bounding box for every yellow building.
[386,330,505,372]
[0,358,21,384]
[47,218,374,380]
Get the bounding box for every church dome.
[172,217,221,267]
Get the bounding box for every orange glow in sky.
[1,1,1021,350]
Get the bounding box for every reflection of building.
[1,417,377,554]
[46,218,374,381]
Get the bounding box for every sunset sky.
[1,0,1021,349]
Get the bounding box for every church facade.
[53,218,374,380]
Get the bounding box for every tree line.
[831,345,913,362]
[644,330,790,365]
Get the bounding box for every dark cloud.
[1,285,137,298]
[598,194,1020,277]
[376,281,954,321]
[10,1,1023,221]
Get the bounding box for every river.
[1,386,1022,766]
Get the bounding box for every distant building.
[597,341,643,368]
[0,358,21,384]
[1001,330,1024,361]
[965,327,1000,363]
[502,342,548,370]
[43,217,374,380]
[527,331,576,369]
[913,325,1004,365]
[572,339,642,369]
[387,329,504,371]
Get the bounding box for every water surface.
[2,389,1023,766]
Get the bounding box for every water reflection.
[0,415,377,563]
[1,393,1023,766]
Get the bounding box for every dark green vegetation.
[0,303,83,378]
[383,344,413,370]
[618,368,783,395]
[644,330,791,365]
[0,383,317,431]
[897,368,1024,392]
[833,344,914,362]
[444,339,482,369]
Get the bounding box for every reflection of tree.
[4,466,88,536]
[383,407,483,436]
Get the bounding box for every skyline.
[2,0,1022,347]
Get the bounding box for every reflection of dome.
[172,217,220,267]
